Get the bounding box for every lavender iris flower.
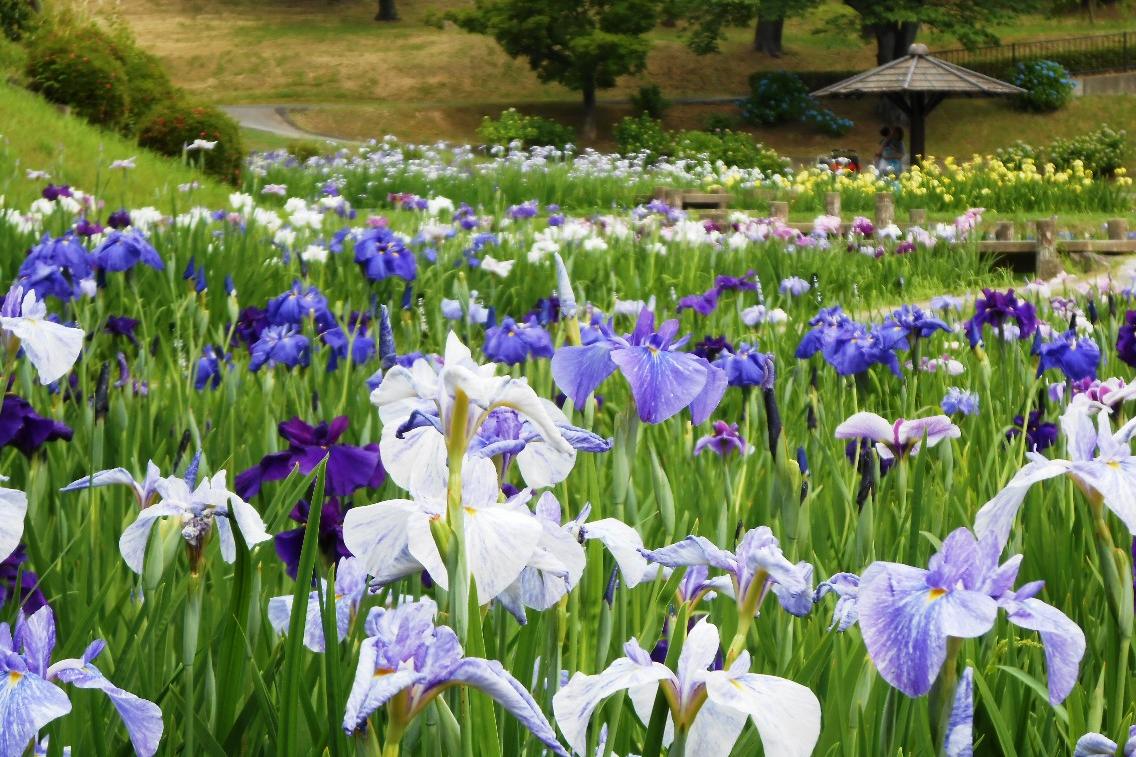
[552,618,820,757]
[814,572,860,631]
[822,322,908,377]
[1036,329,1101,381]
[640,526,814,618]
[1074,725,1136,756]
[551,308,727,424]
[17,234,92,302]
[483,316,554,365]
[268,557,371,652]
[857,526,1084,701]
[0,606,164,756]
[0,479,28,565]
[977,398,1136,548]
[780,276,810,296]
[834,411,960,460]
[941,388,980,416]
[60,460,162,509]
[342,596,568,755]
[91,230,164,272]
[944,668,974,757]
[194,345,228,391]
[235,416,385,499]
[882,305,950,341]
[249,325,310,371]
[796,306,853,359]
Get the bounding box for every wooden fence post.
[824,192,841,217]
[1035,218,1061,278]
[995,221,1014,241]
[1108,218,1129,240]
[908,208,926,226]
[769,201,789,222]
[874,192,894,228]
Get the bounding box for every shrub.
[994,140,1040,170]
[477,108,575,149]
[25,29,130,129]
[1011,60,1075,112]
[1049,125,1127,176]
[703,112,738,132]
[613,114,672,158]
[286,140,326,162]
[138,101,245,183]
[0,0,34,41]
[740,70,852,135]
[630,84,669,119]
[120,46,179,133]
[672,129,789,175]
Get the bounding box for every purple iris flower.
[1036,330,1101,381]
[524,295,561,327]
[194,345,228,391]
[74,218,104,237]
[966,288,1038,344]
[796,307,852,359]
[41,184,71,201]
[677,271,757,316]
[1006,411,1059,452]
[0,395,72,456]
[713,343,774,388]
[506,200,539,220]
[0,606,164,756]
[342,596,568,756]
[691,335,732,362]
[1074,726,1136,756]
[835,411,960,460]
[483,317,554,365]
[941,387,980,416]
[780,276,810,296]
[857,526,1084,702]
[551,308,727,424]
[822,322,907,377]
[353,227,416,282]
[0,545,47,613]
[814,572,859,631]
[249,325,310,371]
[91,230,165,272]
[104,316,139,346]
[693,421,748,457]
[1117,310,1136,368]
[18,234,92,302]
[106,209,131,229]
[267,280,330,326]
[235,416,385,500]
[320,316,376,372]
[883,305,950,341]
[640,525,814,617]
[273,498,350,580]
[944,668,974,757]
[850,217,875,236]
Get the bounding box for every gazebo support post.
[909,93,925,168]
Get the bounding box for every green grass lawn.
[0,82,232,208]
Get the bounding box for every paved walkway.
[221,105,355,142]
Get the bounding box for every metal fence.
[933,31,1136,77]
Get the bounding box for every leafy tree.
[448,0,658,139]
[684,0,819,57]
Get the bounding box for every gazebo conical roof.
[811,44,1025,166]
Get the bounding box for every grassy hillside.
[0,81,231,208]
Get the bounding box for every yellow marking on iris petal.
[928,588,947,601]
[7,670,22,685]
[464,507,476,515]
[1108,460,1121,469]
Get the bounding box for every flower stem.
[445,389,471,640]
[182,573,205,755]
[930,636,963,754]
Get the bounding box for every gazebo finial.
[908,43,929,56]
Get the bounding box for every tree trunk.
[375,0,398,21]
[581,83,597,142]
[754,16,784,56]
[870,20,920,64]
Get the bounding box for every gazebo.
[812,43,1025,168]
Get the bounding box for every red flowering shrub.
[138,102,244,183]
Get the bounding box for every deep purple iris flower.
[320,314,376,371]
[274,498,350,579]
[691,335,733,362]
[0,395,72,456]
[1036,330,1101,381]
[713,343,774,388]
[677,270,757,316]
[104,316,139,346]
[965,288,1038,345]
[483,317,554,365]
[41,184,71,200]
[0,545,47,613]
[74,218,104,237]
[551,308,727,424]
[1117,310,1136,368]
[267,280,330,326]
[524,295,561,327]
[18,234,92,302]
[91,230,164,272]
[235,416,386,500]
[1006,411,1059,452]
[232,306,269,347]
[857,526,1084,703]
[354,227,416,282]
[106,209,132,229]
[882,305,950,341]
[249,325,310,371]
